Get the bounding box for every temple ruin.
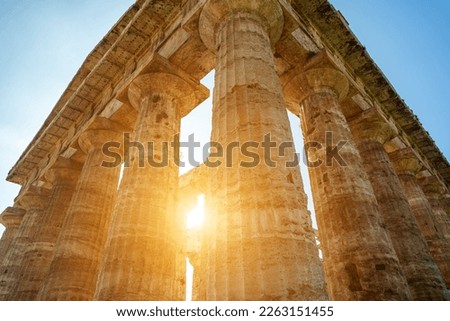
[1,0,449,301]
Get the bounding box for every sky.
[0,0,449,240]
[330,0,450,156]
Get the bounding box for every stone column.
[443,193,450,219]
[189,227,205,301]
[11,158,82,300]
[0,187,49,300]
[198,0,326,300]
[283,65,411,300]
[0,207,25,267]
[179,164,208,301]
[443,194,450,221]
[349,109,448,300]
[38,118,125,300]
[419,176,450,243]
[95,71,204,301]
[391,148,450,288]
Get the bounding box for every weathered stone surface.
[349,109,448,300]
[199,0,326,301]
[2,0,450,302]
[419,176,450,243]
[178,164,209,301]
[0,187,49,300]
[284,65,411,300]
[38,118,126,300]
[391,148,450,289]
[10,158,82,300]
[0,207,26,267]
[95,71,207,300]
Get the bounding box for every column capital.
[45,157,82,186]
[199,0,284,51]
[349,108,397,144]
[284,67,349,104]
[0,207,25,228]
[78,117,127,154]
[127,72,206,117]
[389,148,423,175]
[15,186,50,210]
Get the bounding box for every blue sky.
[0,0,449,237]
[330,0,450,156]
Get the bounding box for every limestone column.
[198,0,326,300]
[38,118,125,300]
[349,109,448,300]
[443,193,450,219]
[179,164,209,301]
[189,228,205,301]
[284,65,411,300]
[95,71,204,301]
[390,148,450,288]
[443,194,450,221]
[11,158,82,300]
[0,187,49,300]
[0,207,25,267]
[419,176,450,243]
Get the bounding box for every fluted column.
[95,71,204,301]
[11,158,82,300]
[419,176,450,243]
[198,0,326,300]
[284,65,411,300]
[0,187,49,300]
[349,109,448,300]
[179,165,209,301]
[187,222,205,301]
[190,230,205,301]
[38,118,125,300]
[391,148,450,288]
[0,207,25,266]
[443,193,450,220]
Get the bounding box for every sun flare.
[186,194,205,229]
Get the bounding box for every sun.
[186,194,205,229]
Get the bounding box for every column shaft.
[38,118,124,300]
[0,207,25,268]
[355,138,448,300]
[397,171,450,288]
[419,176,450,243]
[95,73,188,300]
[284,67,411,300]
[0,188,48,300]
[428,199,450,243]
[11,159,81,300]
[200,2,326,300]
